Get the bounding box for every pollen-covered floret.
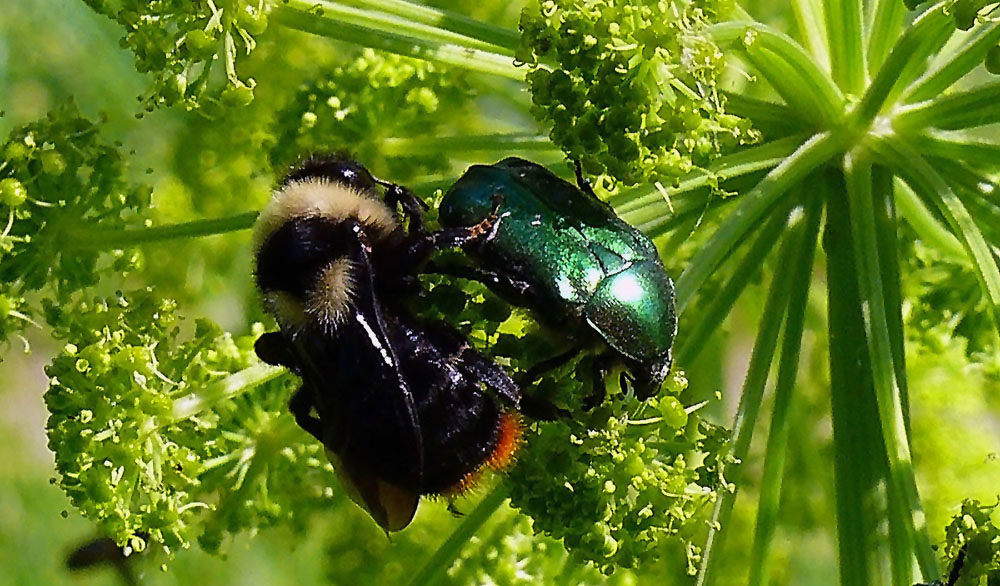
[517,0,755,187]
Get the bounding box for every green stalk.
[825,0,866,93]
[825,168,884,586]
[873,135,1000,331]
[407,485,509,586]
[844,154,938,582]
[721,92,812,133]
[746,194,821,586]
[674,210,789,366]
[170,363,286,423]
[790,0,831,70]
[893,178,969,264]
[344,0,520,52]
[910,130,1000,167]
[853,3,954,129]
[278,0,513,55]
[273,2,523,80]
[867,0,907,73]
[905,21,1000,103]
[895,82,1000,131]
[613,135,810,215]
[695,205,811,586]
[711,22,845,126]
[74,211,259,249]
[675,132,842,312]
[381,133,554,155]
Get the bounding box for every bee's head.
[254,155,398,331]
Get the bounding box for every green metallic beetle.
[438,157,677,402]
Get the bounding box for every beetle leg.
[446,500,465,518]
[582,353,617,410]
[519,346,584,384]
[424,260,533,299]
[518,395,573,421]
[574,159,599,199]
[404,210,505,267]
[288,385,324,443]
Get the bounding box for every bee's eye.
[256,217,350,298]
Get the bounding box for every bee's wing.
[280,223,425,531]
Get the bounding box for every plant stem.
[273,1,523,80]
[853,3,953,129]
[867,0,907,74]
[613,135,809,215]
[345,0,520,52]
[277,0,513,55]
[895,82,1000,131]
[910,130,1000,167]
[695,201,812,586]
[675,132,841,313]
[170,363,287,423]
[674,209,789,366]
[721,92,812,134]
[790,0,831,71]
[873,135,1000,332]
[905,21,1000,103]
[846,155,925,585]
[747,191,821,586]
[825,0,866,93]
[711,21,845,126]
[74,211,259,249]
[893,178,969,264]
[825,167,884,586]
[381,133,554,155]
[407,484,509,586]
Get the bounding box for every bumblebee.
[253,155,521,531]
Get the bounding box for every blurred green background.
[4,1,1000,584]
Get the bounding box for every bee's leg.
[288,386,324,443]
[379,181,429,237]
[457,345,522,409]
[254,332,298,371]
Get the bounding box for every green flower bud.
[0,178,27,207]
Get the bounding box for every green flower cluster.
[0,103,149,343]
[44,289,337,557]
[937,499,1000,584]
[448,514,639,585]
[507,380,730,575]
[270,49,474,180]
[517,0,754,186]
[82,0,269,110]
